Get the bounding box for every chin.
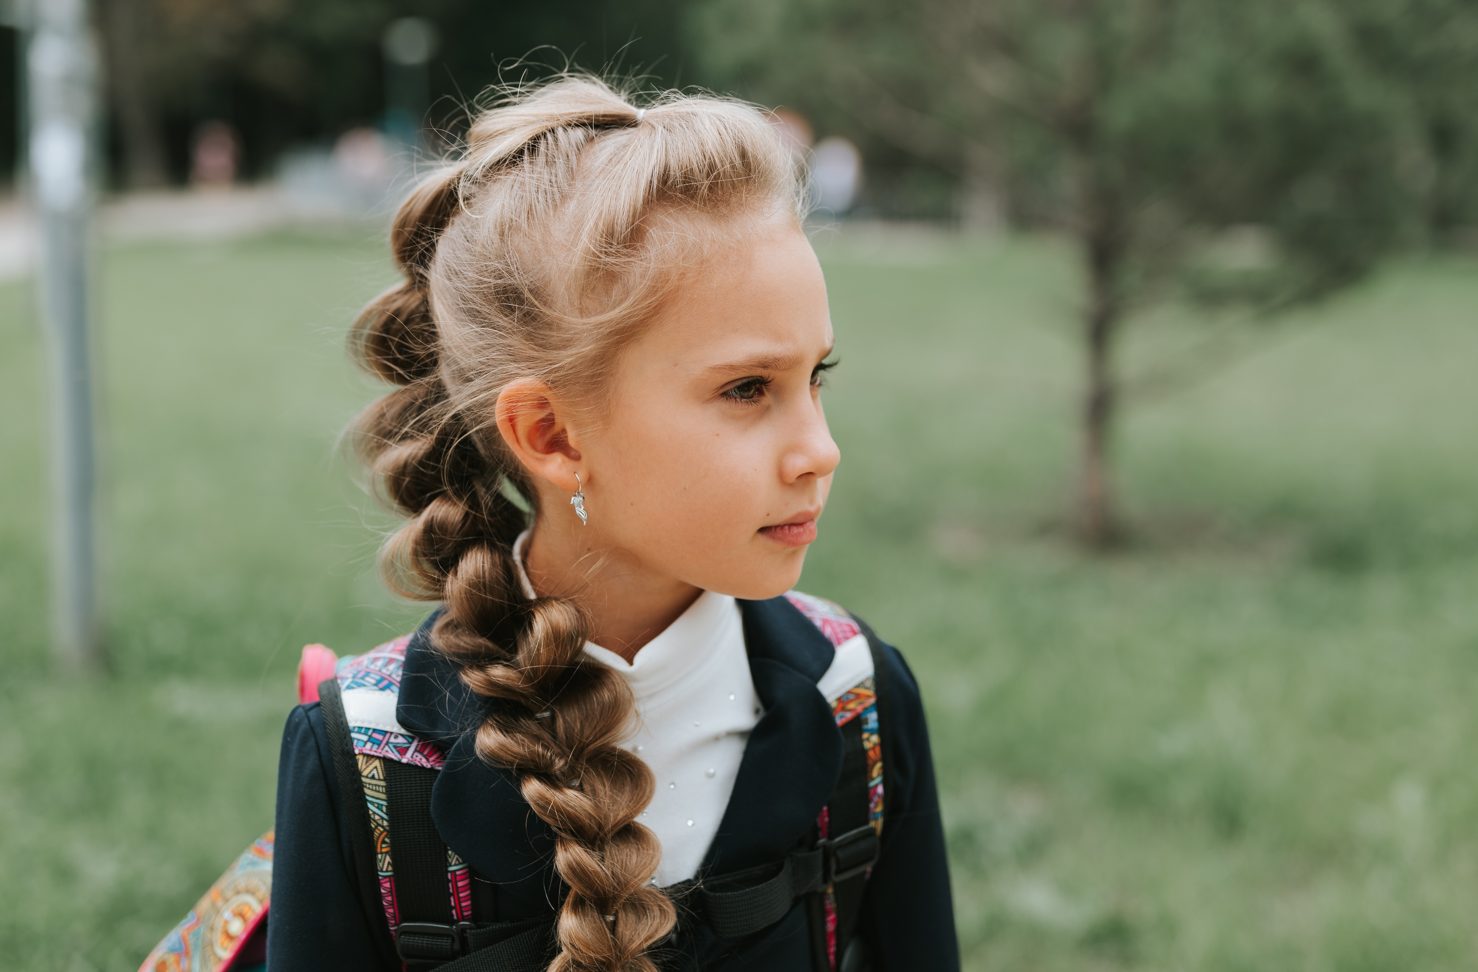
[723,556,808,601]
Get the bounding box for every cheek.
[602,421,758,531]
[602,421,694,506]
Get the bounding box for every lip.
[764,508,822,528]
[758,508,821,547]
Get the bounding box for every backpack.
[140,591,890,972]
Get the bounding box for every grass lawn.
[2,224,1476,970]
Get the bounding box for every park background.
[3,1,1478,969]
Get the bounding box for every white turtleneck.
[510,527,762,887]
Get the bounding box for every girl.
[268,72,958,972]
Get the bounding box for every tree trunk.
[1074,166,1126,548]
[1057,14,1128,549]
[96,0,170,189]
[1079,275,1119,548]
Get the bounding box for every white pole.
[28,0,104,671]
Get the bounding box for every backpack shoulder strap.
[836,612,892,972]
[317,673,402,969]
[317,634,462,965]
[786,592,888,970]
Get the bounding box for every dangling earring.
[570,471,589,526]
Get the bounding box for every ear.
[493,378,585,492]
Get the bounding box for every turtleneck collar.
[510,526,740,699]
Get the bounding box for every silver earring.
[570,471,589,526]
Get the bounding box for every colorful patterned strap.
[783,591,885,839]
[329,634,462,937]
[138,833,273,972]
[784,590,886,971]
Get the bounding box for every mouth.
[758,508,821,546]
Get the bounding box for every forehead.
[623,215,834,374]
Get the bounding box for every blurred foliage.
[89,0,692,186]
[1342,0,1478,244]
[685,0,1478,543]
[685,0,1478,292]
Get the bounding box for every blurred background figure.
[188,120,239,188]
[809,136,862,216]
[331,126,394,211]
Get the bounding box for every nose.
[780,396,842,484]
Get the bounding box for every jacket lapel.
[698,595,843,874]
[394,594,845,919]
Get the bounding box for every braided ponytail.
[345,70,810,970]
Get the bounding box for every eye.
[722,377,771,406]
[812,357,840,389]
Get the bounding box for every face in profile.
[576,210,843,601]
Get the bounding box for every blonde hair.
[345,71,811,970]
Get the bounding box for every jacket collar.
[395,595,844,919]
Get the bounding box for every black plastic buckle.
[395,921,475,963]
[818,824,880,884]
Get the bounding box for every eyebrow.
[701,343,836,375]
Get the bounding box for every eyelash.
[723,358,840,407]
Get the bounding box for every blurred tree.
[688,0,1434,546]
[1338,0,1478,245]
[92,0,693,188]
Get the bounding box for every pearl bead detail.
[706,767,717,778]
[728,693,736,701]
[686,819,695,827]
[668,781,676,790]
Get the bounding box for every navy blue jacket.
[267,594,959,970]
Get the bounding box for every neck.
[520,517,703,664]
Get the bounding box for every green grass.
[3,225,1476,970]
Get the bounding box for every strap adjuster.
[395,921,476,962]
[818,823,880,884]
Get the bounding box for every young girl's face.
[577,210,841,601]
